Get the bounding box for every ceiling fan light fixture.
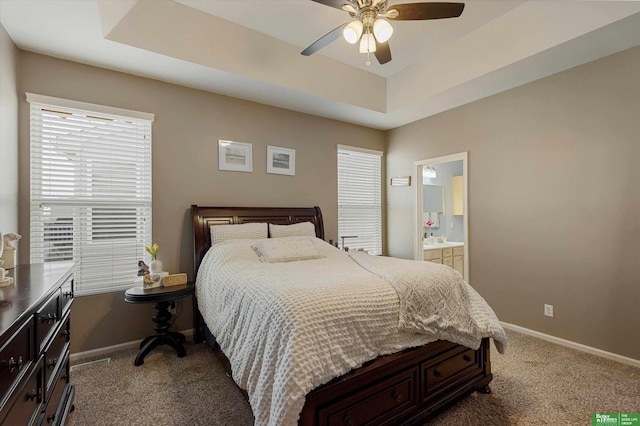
[373,18,393,43]
[343,20,363,44]
[302,1,465,64]
[341,3,358,14]
[359,32,376,53]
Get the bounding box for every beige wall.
[386,46,640,360]
[17,52,385,354]
[0,23,19,235]
[12,41,638,361]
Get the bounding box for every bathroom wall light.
[423,166,437,179]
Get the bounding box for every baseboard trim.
[70,328,195,363]
[501,322,640,368]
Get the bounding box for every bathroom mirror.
[423,184,443,230]
[423,212,439,229]
[423,185,443,213]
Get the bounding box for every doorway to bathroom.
[414,152,469,282]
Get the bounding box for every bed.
[191,205,506,426]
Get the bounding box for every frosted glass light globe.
[343,20,363,44]
[373,19,393,43]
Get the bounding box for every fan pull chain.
[366,51,371,66]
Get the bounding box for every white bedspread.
[348,251,507,354]
[195,238,506,426]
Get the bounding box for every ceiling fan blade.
[311,0,351,10]
[387,2,465,21]
[375,40,392,64]
[301,23,348,56]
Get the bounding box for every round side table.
[124,282,195,366]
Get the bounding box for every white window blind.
[337,145,382,255]
[28,94,153,295]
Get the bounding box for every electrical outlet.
[544,304,554,317]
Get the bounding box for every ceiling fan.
[301,0,465,65]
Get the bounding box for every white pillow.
[210,222,268,245]
[251,237,325,263]
[269,222,316,238]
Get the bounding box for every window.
[337,145,382,255]
[28,93,154,295]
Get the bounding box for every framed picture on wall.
[267,146,295,176]
[219,140,252,172]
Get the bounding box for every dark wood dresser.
[0,263,75,425]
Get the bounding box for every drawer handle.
[391,390,402,402]
[41,313,58,324]
[343,415,354,426]
[48,358,58,368]
[463,354,472,362]
[62,374,70,382]
[63,291,73,297]
[433,369,442,378]
[26,387,41,401]
[62,330,71,338]
[8,356,24,373]
[47,413,56,423]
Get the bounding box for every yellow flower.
[145,243,159,260]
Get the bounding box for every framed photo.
[219,140,252,172]
[267,146,296,176]
[267,146,295,176]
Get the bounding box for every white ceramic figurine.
[0,232,13,287]
[1,232,21,270]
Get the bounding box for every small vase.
[150,259,163,273]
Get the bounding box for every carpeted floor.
[67,330,640,425]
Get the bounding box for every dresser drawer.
[44,314,70,398]
[36,290,62,353]
[0,356,43,426]
[443,257,452,268]
[442,248,453,258]
[319,367,418,426]
[41,353,70,426]
[421,346,482,399]
[453,247,464,257]
[0,318,34,409]
[60,277,74,316]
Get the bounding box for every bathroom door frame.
[414,152,469,282]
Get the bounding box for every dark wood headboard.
[191,205,325,278]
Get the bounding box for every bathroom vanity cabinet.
[423,245,464,279]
